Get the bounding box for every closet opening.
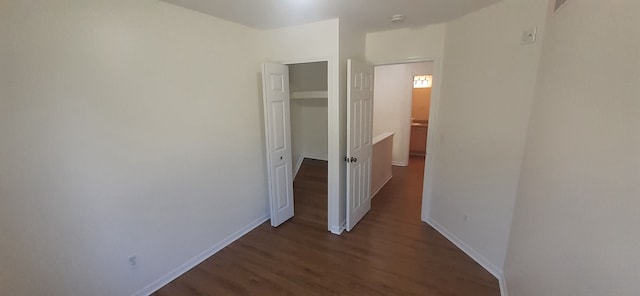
[288,61,329,229]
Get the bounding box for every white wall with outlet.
[426,0,548,274]
[505,0,640,295]
[8,1,638,296]
[0,1,268,295]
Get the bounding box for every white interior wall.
[505,1,640,295]
[366,24,446,65]
[260,19,339,63]
[290,100,305,170]
[0,1,7,134]
[300,102,329,161]
[8,1,634,296]
[289,62,329,174]
[0,4,9,292]
[373,62,433,166]
[0,0,6,86]
[260,19,342,232]
[0,1,266,295]
[428,0,548,274]
[289,62,328,92]
[371,133,394,198]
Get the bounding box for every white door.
[346,59,374,231]
[262,63,294,227]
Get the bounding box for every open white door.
[346,59,374,231]
[262,63,294,227]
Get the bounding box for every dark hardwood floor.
[153,156,500,296]
[291,159,328,228]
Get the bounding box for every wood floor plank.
[153,156,500,296]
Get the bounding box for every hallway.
[154,156,500,295]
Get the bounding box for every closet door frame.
[279,56,339,234]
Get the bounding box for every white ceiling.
[162,0,500,33]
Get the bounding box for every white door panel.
[270,101,287,151]
[262,63,294,227]
[346,59,374,232]
[274,163,290,210]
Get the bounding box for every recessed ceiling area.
[161,0,501,32]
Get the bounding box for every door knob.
[351,157,358,163]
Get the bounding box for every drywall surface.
[0,2,10,292]
[373,62,432,166]
[0,0,6,93]
[0,1,266,295]
[289,62,328,92]
[428,0,547,272]
[260,19,339,63]
[300,101,329,160]
[371,133,394,197]
[291,100,329,165]
[505,0,640,295]
[290,101,305,168]
[260,19,341,231]
[289,62,329,173]
[365,24,446,65]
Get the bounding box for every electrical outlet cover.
[128,255,137,267]
[521,27,537,45]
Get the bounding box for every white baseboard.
[294,154,328,178]
[330,221,346,235]
[423,216,506,295]
[392,161,408,167]
[294,156,305,177]
[499,275,508,296]
[371,174,392,199]
[132,213,270,296]
[304,153,328,162]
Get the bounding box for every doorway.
[371,61,435,212]
[262,58,343,233]
[372,62,434,166]
[288,61,329,229]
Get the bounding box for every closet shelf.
[291,91,328,100]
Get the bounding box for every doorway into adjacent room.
[371,61,436,216]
